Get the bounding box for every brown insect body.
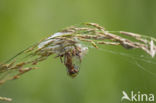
[64,52,78,77]
[63,47,81,78]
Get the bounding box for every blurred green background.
[0,0,156,103]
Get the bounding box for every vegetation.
[0,23,156,101]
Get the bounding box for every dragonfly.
[37,32,88,77]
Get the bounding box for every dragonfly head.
[68,65,79,78]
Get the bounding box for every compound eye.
[68,69,79,77]
[70,73,78,77]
